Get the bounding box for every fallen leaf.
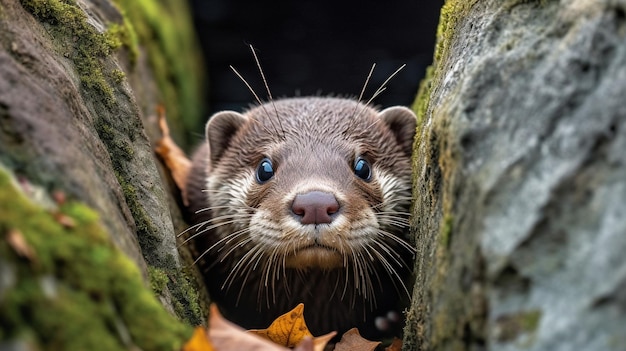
[54,212,76,229]
[311,331,337,351]
[249,303,313,348]
[209,304,289,351]
[293,336,314,351]
[182,326,215,351]
[333,328,380,351]
[384,338,402,351]
[154,105,192,205]
[6,229,36,261]
[52,190,66,206]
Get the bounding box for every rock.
[405,1,626,350]
[0,166,191,350]
[0,0,205,325]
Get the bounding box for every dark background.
[187,0,443,115]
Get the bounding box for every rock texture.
[0,0,205,327]
[406,0,626,350]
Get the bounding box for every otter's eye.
[354,157,372,181]
[256,158,274,183]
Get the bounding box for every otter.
[183,93,417,339]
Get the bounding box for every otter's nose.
[291,191,340,225]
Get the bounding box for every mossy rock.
[0,166,192,350]
[406,0,626,350]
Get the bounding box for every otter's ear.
[205,111,247,165]
[379,106,417,157]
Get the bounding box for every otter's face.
[200,97,416,288]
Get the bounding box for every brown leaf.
[293,336,314,351]
[182,327,215,351]
[384,338,402,351]
[52,190,67,206]
[248,303,313,348]
[154,105,192,205]
[54,212,76,229]
[209,304,289,351]
[312,331,337,351]
[6,229,36,261]
[333,328,380,351]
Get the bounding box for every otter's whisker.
[249,45,285,139]
[347,63,377,135]
[370,240,411,299]
[229,65,281,141]
[196,230,252,268]
[180,215,253,245]
[374,228,416,254]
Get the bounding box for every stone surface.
[0,166,191,350]
[405,0,626,350]
[0,0,205,325]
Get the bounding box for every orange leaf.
[182,327,215,351]
[248,303,313,348]
[385,338,402,351]
[209,304,289,351]
[154,105,192,205]
[334,328,380,351]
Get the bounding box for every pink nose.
[291,191,340,225]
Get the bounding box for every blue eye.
[354,157,372,181]
[256,158,274,183]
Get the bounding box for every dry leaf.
[311,331,337,351]
[209,304,289,351]
[154,105,192,205]
[54,212,76,229]
[334,328,380,351]
[52,190,66,206]
[293,337,314,351]
[385,338,402,351]
[249,303,313,348]
[6,229,36,261]
[182,327,215,351]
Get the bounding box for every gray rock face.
[406,0,626,350]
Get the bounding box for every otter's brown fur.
[185,96,416,338]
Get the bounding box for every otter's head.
[200,97,416,292]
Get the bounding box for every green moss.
[112,0,204,148]
[148,267,169,294]
[439,214,453,249]
[168,270,203,326]
[411,0,479,126]
[412,65,434,125]
[495,310,542,342]
[0,166,191,350]
[434,0,479,64]
[19,0,136,107]
[522,310,541,331]
[112,69,126,83]
[113,171,160,260]
[95,120,134,161]
[106,21,139,65]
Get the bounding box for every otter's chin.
[285,247,343,269]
